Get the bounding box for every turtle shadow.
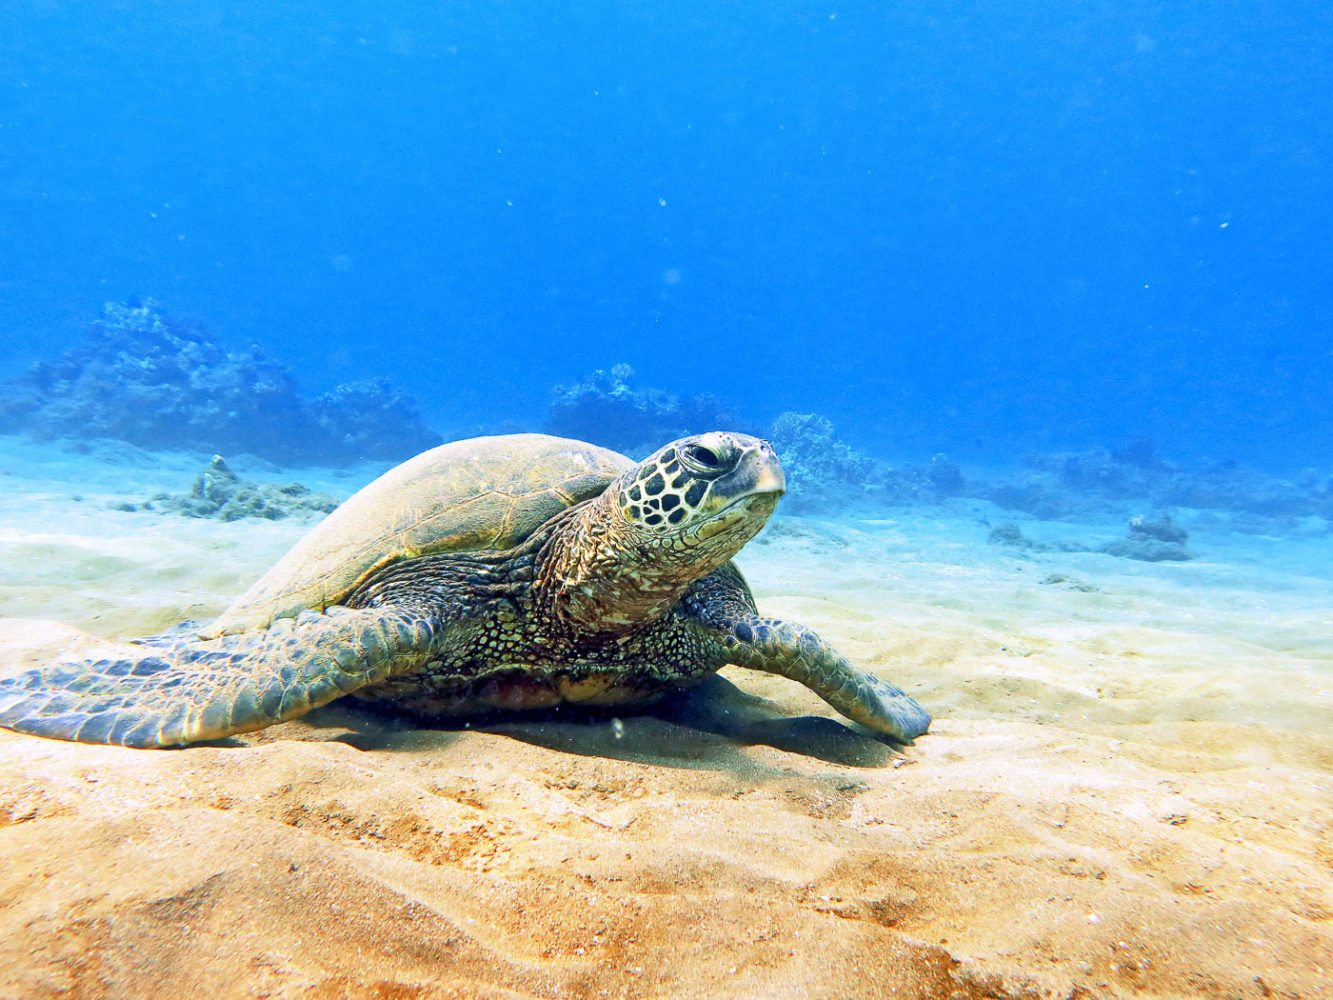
[303,675,907,769]
[656,674,910,768]
[257,703,474,754]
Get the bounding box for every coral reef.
[767,412,877,511]
[0,299,440,466]
[540,376,1329,529]
[544,364,741,456]
[545,370,973,513]
[307,377,442,464]
[977,441,1333,524]
[118,455,340,521]
[769,412,968,511]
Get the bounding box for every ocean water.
[2,0,1329,468]
[1,6,1333,994]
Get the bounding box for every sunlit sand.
[1,436,1328,998]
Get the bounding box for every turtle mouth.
[731,490,783,516]
[687,489,782,544]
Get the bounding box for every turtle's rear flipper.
[725,616,931,742]
[0,607,435,748]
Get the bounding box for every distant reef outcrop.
[979,440,1333,522]
[768,411,968,511]
[0,299,441,465]
[544,364,743,457]
[540,365,968,511]
[542,364,1332,531]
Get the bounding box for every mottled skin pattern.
[0,433,930,748]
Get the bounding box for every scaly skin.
[681,564,931,740]
[0,608,438,746]
[0,432,931,748]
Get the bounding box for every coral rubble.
[0,299,440,465]
[119,455,340,521]
[987,515,1191,561]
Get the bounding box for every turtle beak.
[727,438,786,499]
[701,436,785,511]
[754,445,786,496]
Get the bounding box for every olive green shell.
[203,434,633,637]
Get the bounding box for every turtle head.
[539,432,785,631]
[615,432,786,567]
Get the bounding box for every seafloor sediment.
[0,436,1328,1000]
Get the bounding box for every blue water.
[1,1,1329,468]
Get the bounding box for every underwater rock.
[925,454,967,496]
[1101,515,1191,562]
[122,455,340,521]
[1127,513,1188,544]
[879,454,969,504]
[987,522,1034,549]
[1154,460,1326,517]
[977,442,1180,519]
[1038,573,1100,592]
[0,299,441,466]
[985,522,1089,554]
[1110,435,1167,469]
[1024,445,1154,500]
[977,478,1075,521]
[544,364,741,456]
[990,515,1190,562]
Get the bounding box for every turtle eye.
[680,444,723,474]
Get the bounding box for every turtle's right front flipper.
[722,615,932,742]
[0,607,436,748]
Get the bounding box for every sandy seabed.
[0,437,1328,1000]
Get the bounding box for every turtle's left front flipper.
[0,606,436,748]
[723,616,931,742]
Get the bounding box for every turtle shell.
[203,433,633,637]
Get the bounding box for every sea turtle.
[0,432,930,748]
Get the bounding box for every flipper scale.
[726,616,931,741]
[0,607,435,748]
